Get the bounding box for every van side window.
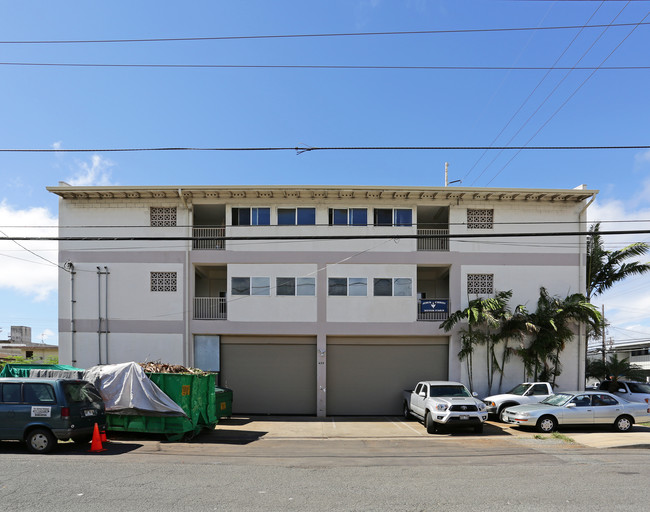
[1,383,22,402]
[23,383,56,404]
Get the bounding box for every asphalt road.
[1,432,649,512]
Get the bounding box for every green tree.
[526,288,602,387]
[495,304,536,393]
[441,291,513,394]
[586,222,650,300]
[586,354,645,384]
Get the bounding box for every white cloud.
[0,201,58,302]
[66,154,115,186]
[634,149,650,169]
[37,328,55,342]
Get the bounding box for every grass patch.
[533,432,575,443]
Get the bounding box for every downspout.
[66,261,77,366]
[97,266,102,364]
[578,191,597,390]
[179,188,191,366]
[104,266,110,364]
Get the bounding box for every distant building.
[0,325,59,362]
[48,183,596,416]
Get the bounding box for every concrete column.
[316,332,327,417]
[447,261,463,382]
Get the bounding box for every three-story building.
[48,184,596,416]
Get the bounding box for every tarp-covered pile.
[84,362,187,417]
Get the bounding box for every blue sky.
[1,1,649,348]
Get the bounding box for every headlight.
[477,402,486,411]
[436,404,448,411]
[484,401,495,407]
[518,412,530,417]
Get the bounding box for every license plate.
[83,409,97,417]
[460,415,469,420]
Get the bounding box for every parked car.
[0,378,106,454]
[482,382,553,422]
[501,390,650,433]
[403,381,488,434]
[598,380,650,404]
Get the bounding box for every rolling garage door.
[327,337,448,415]
[220,336,316,415]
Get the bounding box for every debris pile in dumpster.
[139,361,208,375]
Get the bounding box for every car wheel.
[425,412,437,434]
[403,402,411,420]
[26,428,56,454]
[536,415,557,434]
[614,415,633,432]
[474,423,484,434]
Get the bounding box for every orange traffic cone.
[100,429,109,443]
[88,423,106,453]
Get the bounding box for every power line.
[3,228,650,242]
[1,144,649,153]
[0,62,649,71]
[1,22,648,45]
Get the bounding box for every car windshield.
[505,384,530,396]
[63,382,103,404]
[628,382,650,394]
[429,385,471,398]
[540,393,572,406]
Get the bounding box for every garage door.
[327,337,448,415]
[220,336,316,414]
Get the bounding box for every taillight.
[61,407,70,418]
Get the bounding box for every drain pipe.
[104,266,110,364]
[65,261,77,366]
[97,267,102,364]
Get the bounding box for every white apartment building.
[48,184,596,416]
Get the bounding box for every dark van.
[0,378,106,453]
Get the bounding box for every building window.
[328,278,368,296]
[251,277,270,296]
[394,278,412,296]
[328,208,367,226]
[373,208,412,227]
[25,351,34,359]
[276,277,296,295]
[151,272,177,292]
[374,278,393,296]
[150,207,177,227]
[296,277,316,296]
[277,208,316,225]
[467,273,494,295]
[232,207,270,226]
[467,209,493,229]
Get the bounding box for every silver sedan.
[502,390,650,433]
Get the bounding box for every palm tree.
[586,354,645,384]
[495,304,536,392]
[587,222,650,300]
[527,287,602,387]
[441,291,512,394]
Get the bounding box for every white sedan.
[502,390,650,433]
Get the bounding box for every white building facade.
[48,184,596,416]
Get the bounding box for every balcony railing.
[193,227,225,250]
[417,229,449,251]
[194,297,227,320]
[417,298,449,321]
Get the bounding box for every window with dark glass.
[232,207,270,226]
[374,278,392,296]
[297,208,316,225]
[394,209,412,226]
[328,278,347,296]
[232,277,250,295]
[277,277,296,295]
[329,209,348,226]
[350,208,367,226]
[374,209,393,226]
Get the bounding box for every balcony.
[194,297,227,320]
[193,227,225,250]
[417,229,449,251]
[417,298,449,321]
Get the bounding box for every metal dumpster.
[215,387,233,419]
[107,372,221,441]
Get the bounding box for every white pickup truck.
[403,381,488,434]
[482,382,553,422]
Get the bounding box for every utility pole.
[601,304,606,365]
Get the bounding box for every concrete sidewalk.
[214,416,650,449]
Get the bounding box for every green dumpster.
[107,372,220,441]
[0,364,84,378]
[215,387,233,419]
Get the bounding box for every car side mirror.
[418,391,426,398]
[472,392,478,397]
[566,403,576,408]
[618,389,626,393]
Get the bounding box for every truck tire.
[474,423,484,434]
[425,411,437,434]
[403,402,411,420]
